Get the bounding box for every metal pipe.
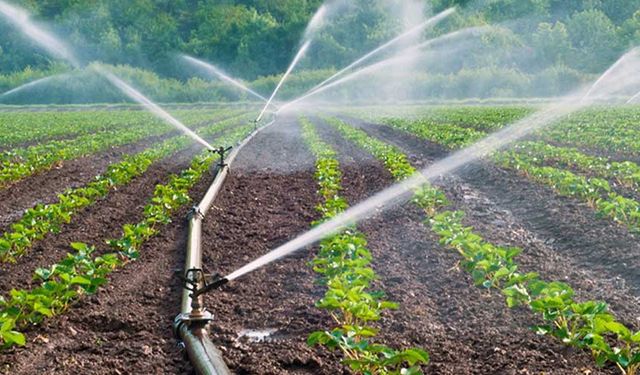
[181,210,204,313]
[177,322,229,375]
[176,118,276,375]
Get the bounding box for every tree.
[619,10,640,48]
[531,21,571,66]
[565,9,621,73]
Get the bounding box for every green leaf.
[307,331,327,346]
[2,330,26,346]
[70,276,91,286]
[401,348,430,365]
[70,242,88,252]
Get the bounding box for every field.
[0,104,638,374]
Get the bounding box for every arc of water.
[279,50,420,113]
[226,47,640,282]
[182,55,269,102]
[0,0,216,151]
[256,40,312,122]
[226,99,584,281]
[0,72,70,98]
[279,25,488,113]
[582,47,640,102]
[627,90,640,104]
[94,66,215,150]
[0,1,80,67]
[304,7,455,96]
[303,4,327,40]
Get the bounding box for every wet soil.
[200,118,345,374]
[341,116,640,317]
[313,118,632,374]
[2,114,638,374]
[0,113,244,230]
[0,144,199,295]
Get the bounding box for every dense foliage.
[1,0,640,102]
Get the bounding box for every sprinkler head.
[193,273,229,298]
[210,145,233,168]
[177,268,229,300]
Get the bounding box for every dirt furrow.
[0,144,201,296]
[0,113,243,230]
[197,117,347,374]
[343,117,640,298]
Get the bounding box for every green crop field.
[1,0,639,374]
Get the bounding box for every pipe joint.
[188,206,205,221]
[174,310,214,339]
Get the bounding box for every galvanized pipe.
[178,323,229,375]
[176,118,275,375]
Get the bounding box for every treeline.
[0,0,638,102]
[2,0,640,76]
[0,63,591,104]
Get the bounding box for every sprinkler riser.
[175,119,276,374]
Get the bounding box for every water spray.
[582,47,640,102]
[279,24,487,114]
[94,66,215,151]
[255,40,312,123]
[225,47,640,283]
[182,55,269,103]
[0,1,80,67]
[627,91,640,104]
[303,7,455,97]
[0,72,71,99]
[303,4,328,40]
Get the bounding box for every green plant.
[0,120,256,349]
[330,115,639,374]
[300,117,429,374]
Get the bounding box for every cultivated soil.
[1,114,638,374]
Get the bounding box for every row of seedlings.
[0,113,252,263]
[0,120,257,348]
[0,108,241,150]
[325,117,640,375]
[299,117,430,375]
[0,108,245,188]
[353,113,640,236]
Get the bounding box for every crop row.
[0,108,239,162]
[509,141,640,191]
[541,120,640,155]
[495,150,640,234]
[353,106,640,134]
[0,114,247,263]
[361,114,640,235]
[354,106,640,156]
[382,118,485,149]
[0,108,246,188]
[299,117,430,375]
[0,121,257,349]
[326,117,640,375]
[0,108,238,150]
[342,105,533,132]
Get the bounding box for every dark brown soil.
[0,129,245,374]
[0,112,246,230]
[2,113,638,375]
[313,118,631,374]
[341,117,640,315]
[0,144,200,295]
[200,118,345,374]
[0,139,163,232]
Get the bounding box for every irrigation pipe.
[174,117,276,375]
